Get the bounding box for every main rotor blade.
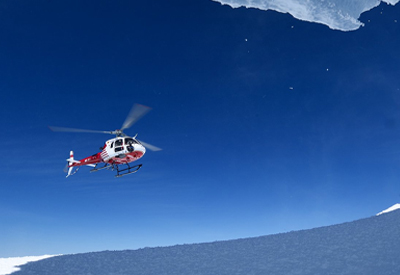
[121,104,152,131]
[49,126,113,135]
[138,139,162,151]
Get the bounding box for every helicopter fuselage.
[102,136,146,164]
[71,136,146,167]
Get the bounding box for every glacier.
[211,0,400,31]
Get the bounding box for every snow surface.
[0,255,58,275]
[376,203,400,215]
[211,0,400,31]
[1,206,398,274]
[9,210,400,275]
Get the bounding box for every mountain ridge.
[13,209,400,275]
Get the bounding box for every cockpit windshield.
[125,138,137,145]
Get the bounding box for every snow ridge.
[211,0,400,31]
[0,255,58,275]
[377,203,400,215]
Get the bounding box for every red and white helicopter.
[49,104,161,178]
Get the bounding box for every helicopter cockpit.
[108,138,141,153]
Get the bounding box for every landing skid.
[90,163,142,177]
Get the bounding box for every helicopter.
[49,103,161,178]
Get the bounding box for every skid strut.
[90,163,113,173]
[90,163,142,177]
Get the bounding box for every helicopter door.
[114,138,124,153]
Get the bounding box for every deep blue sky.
[1,0,400,257]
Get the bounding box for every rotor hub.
[114,129,124,137]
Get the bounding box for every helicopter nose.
[138,144,146,153]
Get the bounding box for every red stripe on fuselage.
[106,151,144,165]
[70,151,144,167]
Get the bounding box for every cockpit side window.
[110,142,114,148]
[115,139,123,147]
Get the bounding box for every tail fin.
[65,151,80,178]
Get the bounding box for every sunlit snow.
[211,0,400,31]
[0,255,58,275]
[377,203,400,215]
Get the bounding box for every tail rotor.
[65,151,80,178]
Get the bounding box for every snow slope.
[0,256,57,275]
[10,209,400,275]
[377,203,400,215]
